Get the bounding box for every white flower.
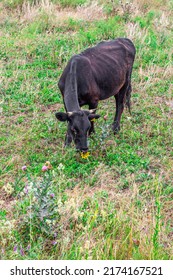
[46,220,52,225]
[58,163,65,171]
[2,183,14,195]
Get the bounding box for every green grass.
[0,0,173,260]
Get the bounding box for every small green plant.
[0,210,7,221]
[120,0,133,22]
[152,182,162,259]
[13,162,61,255]
[53,0,86,8]
[103,0,119,15]
[3,0,37,9]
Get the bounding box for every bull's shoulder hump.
[71,54,90,62]
[116,38,136,54]
[70,54,91,65]
[96,38,136,54]
[69,54,92,71]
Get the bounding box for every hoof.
[64,143,70,148]
[64,140,72,147]
[112,124,120,134]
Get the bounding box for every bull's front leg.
[89,119,95,135]
[88,103,98,136]
[65,123,73,146]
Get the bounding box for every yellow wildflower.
[81,151,90,159]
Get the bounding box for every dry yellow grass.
[58,163,173,258]
[18,0,106,23]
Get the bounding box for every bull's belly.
[99,85,122,100]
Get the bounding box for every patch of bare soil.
[0,188,16,220]
[1,103,62,124]
[40,103,63,113]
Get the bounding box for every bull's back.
[58,38,136,101]
[80,38,135,99]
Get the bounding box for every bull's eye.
[71,128,77,135]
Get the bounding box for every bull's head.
[55,109,100,152]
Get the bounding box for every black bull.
[56,38,136,152]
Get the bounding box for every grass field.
[0,0,173,260]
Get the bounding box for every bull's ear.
[55,112,68,122]
[88,114,101,121]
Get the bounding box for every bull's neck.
[64,60,81,112]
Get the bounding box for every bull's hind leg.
[113,69,133,134]
[112,83,128,134]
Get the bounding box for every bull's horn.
[67,112,73,116]
[89,108,97,113]
[81,108,97,113]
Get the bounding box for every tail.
[125,69,132,115]
[126,85,132,115]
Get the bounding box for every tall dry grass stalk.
[21,0,54,22]
[133,0,169,11]
[125,22,148,41]
[19,0,105,23]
